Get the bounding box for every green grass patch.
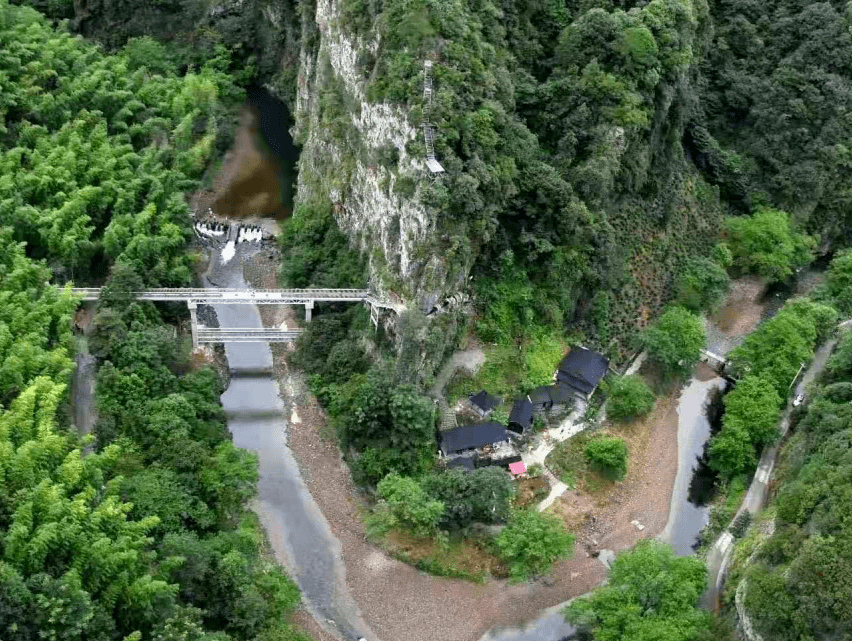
[696,475,748,552]
[446,332,566,403]
[546,432,593,489]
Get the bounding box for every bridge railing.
[197,328,304,343]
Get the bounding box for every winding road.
[702,330,845,610]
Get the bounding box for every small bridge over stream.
[68,287,403,346]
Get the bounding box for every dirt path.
[239,256,611,641]
[557,377,682,556]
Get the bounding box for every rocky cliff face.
[294,0,451,309]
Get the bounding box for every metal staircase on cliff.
[422,61,444,175]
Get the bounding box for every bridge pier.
[305,301,313,323]
[188,302,198,349]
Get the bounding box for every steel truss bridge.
[67,287,403,345]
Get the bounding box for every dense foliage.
[0,1,242,284]
[606,374,655,422]
[642,306,705,375]
[494,509,575,582]
[728,298,837,395]
[565,540,710,641]
[0,4,309,639]
[584,435,629,480]
[421,467,515,530]
[740,330,852,641]
[675,255,730,312]
[725,208,813,281]
[709,375,781,478]
[376,473,444,537]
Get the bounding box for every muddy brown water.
[205,85,298,221]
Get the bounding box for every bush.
[376,473,444,537]
[676,256,730,312]
[607,375,655,422]
[731,511,752,539]
[643,306,706,375]
[495,509,575,582]
[584,436,629,479]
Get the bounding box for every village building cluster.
[438,347,609,475]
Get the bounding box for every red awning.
[509,461,527,476]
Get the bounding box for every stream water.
[206,261,373,641]
[662,374,726,555]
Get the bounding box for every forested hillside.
[0,3,310,639]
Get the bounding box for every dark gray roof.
[558,347,609,394]
[557,370,594,393]
[440,422,509,455]
[469,390,500,413]
[509,398,534,431]
[528,386,553,407]
[446,456,475,471]
[547,383,576,404]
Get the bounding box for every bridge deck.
[197,328,304,343]
[69,287,372,303]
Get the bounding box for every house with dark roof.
[467,390,501,418]
[446,455,475,471]
[439,422,511,456]
[508,398,534,434]
[528,386,553,412]
[557,347,609,398]
[546,382,575,408]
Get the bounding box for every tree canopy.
[643,306,705,374]
[725,208,813,281]
[494,509,575,582]
[607,374,655,422]
[565,540,710,641]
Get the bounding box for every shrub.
[495,509,575,581]
[731,511,752,539]
[376,473,444,537]
[676,256,730,312]
[607,375,655,422]
[643,306,706,374]
[584,436,629,479]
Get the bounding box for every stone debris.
[631,520,645,531]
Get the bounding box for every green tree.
[728,299,834,395]
[726,208,814,281]
[722,375,782,449]
[376,473,444,537]
[565,540,710,641]
[643,306,706,374]
[422,467,515,529]
[676,256,730,312]
[495,509,574,581]
[823,250,852,314]
[607,375,655,422]
[584,435,629,479]
[708,421,755,478]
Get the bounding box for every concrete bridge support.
[305,301,314,323]
[188,302,198,348]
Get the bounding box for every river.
[661,372,726,555]
[205,256,374,641]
